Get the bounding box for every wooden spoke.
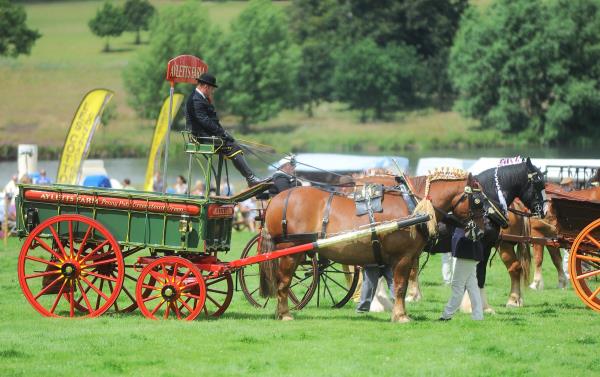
[48,225,67,260]
[75,225,93,259]
[25,255,59,267]
[575,269,600,280]
[33,237,64,262]
[576,254,600,264]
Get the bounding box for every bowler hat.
[197,72,218,88]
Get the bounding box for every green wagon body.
[16,184,234,253]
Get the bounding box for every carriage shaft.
[227,214,430,270]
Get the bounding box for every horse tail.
[259,226,278,298]
[517,216,532,284]
[411,198,438,240]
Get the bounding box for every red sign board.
[165,55,208,84]
[207,204,235,218]
[24,189,201,216]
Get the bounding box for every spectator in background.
[238,198,257,232]
[153,172,164,192]
[3,174,18,198]
[174,175,188,195]
[191,180,206,196]
[36,169,52,185]
[590,169,600,187]
[560,177,575,192]
[122,178,134,190]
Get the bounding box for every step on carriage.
[15,55,429,320]
[502,189,600,312]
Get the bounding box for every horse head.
[476,157,547,223]
[520,157,547,218]
[418,169,487,241]
[450,173,486,241]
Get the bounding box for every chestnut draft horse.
[496,199,532,307]
[406,158,547,312]
[259,168,485,323]
[527,183,600,290]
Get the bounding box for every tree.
[288,0,349,115]
[449,0,600,143]
[216,0,299,133]
[332,38,422,121]
[288,0,468,110]
[123,0,155,45]
[123,1,219,120]
[88,2,127,52]
[0,0,41,57]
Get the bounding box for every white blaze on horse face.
[542,189,549,216]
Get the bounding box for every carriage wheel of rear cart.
[315,257,360,308]
[136,256,206,320]
[238,234,318,310]
[199,271,234,318]
[568,218,600,312]
[70,248,146,314]
[17,215,124,318]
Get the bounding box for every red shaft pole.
[228,242,316,269]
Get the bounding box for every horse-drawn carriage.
[501,187,600,312]
[15,135,431,320]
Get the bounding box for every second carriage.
[501,187,600,312]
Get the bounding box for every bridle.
[524,170,546,218]
[447,180,487,241]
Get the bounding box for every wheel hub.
[61,262,78,279]
[161,285,179,302]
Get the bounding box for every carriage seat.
[182,131,224,155]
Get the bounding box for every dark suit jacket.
[185,89,228,140]
[451,228,483,261]
[268,172,300,196]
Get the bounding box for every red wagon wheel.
[200,271,234,318]
[72,256,148,314]
[569,218,600,312]
[136,256,206,320]
[17,214,124,318]
[238,234,318,310]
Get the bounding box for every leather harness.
[274,182,418,267]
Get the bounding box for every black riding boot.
[230,154,268,187]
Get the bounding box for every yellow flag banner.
[144,94,184,191]
[56,89,114,184]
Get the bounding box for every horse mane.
[424,167,469,198]
[411,167,469,239]
[476,161,527,202]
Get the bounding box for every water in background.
[1,145,599,193]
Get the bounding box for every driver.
[185,72,268,187]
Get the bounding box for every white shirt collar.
[195,88,206,99]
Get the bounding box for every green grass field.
[1,232,598,377]
[0,0,512,160]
